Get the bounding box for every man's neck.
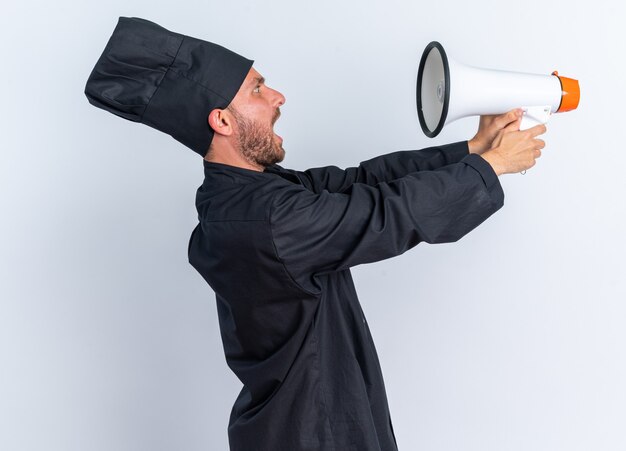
[204,151,263,172]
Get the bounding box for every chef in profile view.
[85,16,546,451]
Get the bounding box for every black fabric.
[187,141,504,450]
[84,16,253,157]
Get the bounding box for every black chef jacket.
[187,140,504,451]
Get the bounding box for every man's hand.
[468,108,524,155]
[481,123,547,176]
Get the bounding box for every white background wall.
[2,1,625,450]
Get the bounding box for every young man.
[86,16,545,451]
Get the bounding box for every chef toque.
[84,16,254,157]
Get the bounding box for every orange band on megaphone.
[552,71,580,113]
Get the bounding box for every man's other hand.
[481,123,547,176]
[468,108,524,155]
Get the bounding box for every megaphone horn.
[416,41,580,137]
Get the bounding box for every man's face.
[226,67,286,168]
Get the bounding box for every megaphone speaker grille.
[417,41,450,138]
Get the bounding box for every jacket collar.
[202,160,302,185]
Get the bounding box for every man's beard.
[227,105,285,168]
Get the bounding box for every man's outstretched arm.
[281,140,470,194]
[272,109,524,194]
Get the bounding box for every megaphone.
[416,41,580,137]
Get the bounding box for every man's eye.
[253,85,261,93]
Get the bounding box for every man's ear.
[208,108,233,137]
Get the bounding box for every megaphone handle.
[517,106,552,176]
[520,105,552,130]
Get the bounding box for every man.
[86,17,546,451]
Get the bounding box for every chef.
[85,16,546,451]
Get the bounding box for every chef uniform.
[85,16,504,451]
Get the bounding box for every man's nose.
[271,87,286,107]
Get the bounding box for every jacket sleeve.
[289,140,469,194]
[269,153,503,293]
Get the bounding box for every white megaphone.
[416,41,580,137]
